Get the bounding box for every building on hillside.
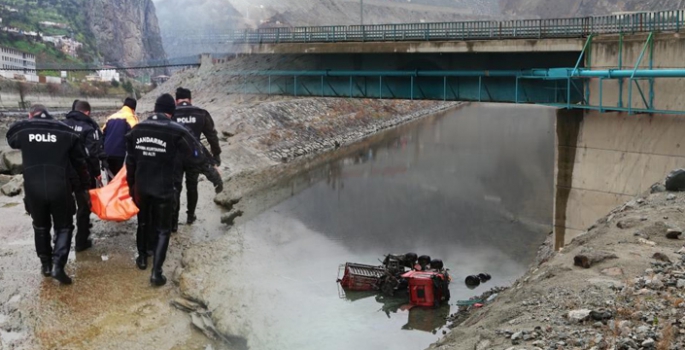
[97,66,120,82]
[0,46,37,81]
[43,35,83,57]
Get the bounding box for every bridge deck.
[182,10,685,45]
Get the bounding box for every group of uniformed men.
[5,88,223,286]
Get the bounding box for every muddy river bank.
[0,102,556,349]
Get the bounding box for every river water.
[215,103,556,350]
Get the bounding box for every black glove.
[213,154,222,166]
[201,163,223,193]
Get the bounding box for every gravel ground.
[432,185,685,350]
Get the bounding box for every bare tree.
[17,82,30,110]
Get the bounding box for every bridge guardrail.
[206,10,684,44]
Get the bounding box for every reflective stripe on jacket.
[103,106,138,158]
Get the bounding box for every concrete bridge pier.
[554,32,685,249]
[553,110,685,248]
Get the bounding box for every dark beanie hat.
[124,97,137,111]
[176,87,191,100]
[154,94,176,115]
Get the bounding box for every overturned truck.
[337,253,451,308]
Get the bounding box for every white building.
[97,67,120,82]
[0,46,36,80]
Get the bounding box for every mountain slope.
[153,0,500,57]
[0,0,166,70]
[84,0,166,67]
[499,0,685,18]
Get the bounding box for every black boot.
[136,222,150,270]
[150,230,170,287]
[74,239,93,253]
[34,226,53,277]
[186,212,197,225]
[51,227,73,285]
[136,253,148,270]
[41,260,53,277]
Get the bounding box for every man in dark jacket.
[126,94,223,286]
[172,88,222,230]
[62,100,106,252]
[6,105,90,285]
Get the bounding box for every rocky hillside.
[0,0,166,71]
[499,0,685,18]
[152,0,499,57]
[84,0,166,68]
[154,0,244,58]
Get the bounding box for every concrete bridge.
[201,10,685,249]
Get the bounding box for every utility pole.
[360,0,364,25]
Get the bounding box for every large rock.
[568,309,592,322]
[3,150,22,175]
[1,176,23,196]
[617,218,641,229]
[0,174,12,186]
[666,228,682,239]
[666,169,685,191]
[220,209,243,226]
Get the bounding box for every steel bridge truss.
[223,32,685,115]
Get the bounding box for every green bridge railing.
[185,10,685,44]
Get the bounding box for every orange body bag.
[89,167,139,221]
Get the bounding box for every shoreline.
[0,97,463,349]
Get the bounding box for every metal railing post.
[443,76,447,101]
[628,79,633,114]
[379,76,382,99]
[294,76,298,96]
[478,76,482,102]
[649,31,655,110]
[618,33,624,108]
[515,77,519,103]
[268,75,271,95]
[599,77,604,112]
[410,75,414,100]
[567,77,571,109]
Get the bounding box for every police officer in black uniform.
[63,100,107,252]
[6,105,90,285]
[126,94,223,286]
[172,87,222,230]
